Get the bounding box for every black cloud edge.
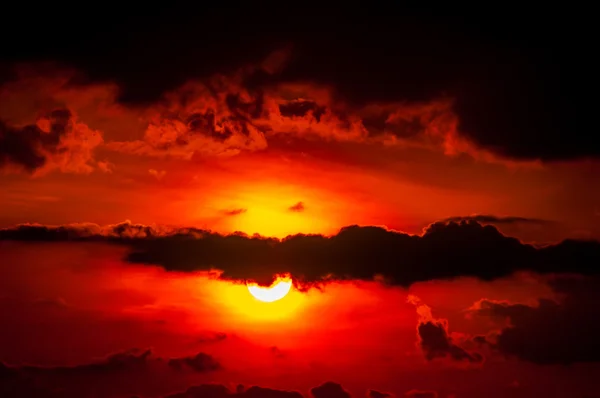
[0,219,598,287]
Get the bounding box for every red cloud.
[289,202,305,212]
[0,109,103,175]
[0,51,543,174]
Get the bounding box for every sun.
[247,276,293,303]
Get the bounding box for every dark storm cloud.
[475,275,600,365]
[1,220,599,286]
[0,8,592,162]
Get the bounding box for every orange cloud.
[0,109,103,175]
[0,52,549,175]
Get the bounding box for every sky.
[0,6,599,398]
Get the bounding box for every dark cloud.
[0,8,592,162]
[164,384,232,398]
[289,202,305,212]
[223,208,247,216]
[0,119,50,172]
[1,220,599,286]
[440,215,556,243]
[310,381,351,398]
[475,275,600,365]
[368,390,392,398]
[242,386,303,398]
[410,296,482,364]
[0,349,221,397]
[22,348,153,376]
[0,109,102,174]
[404,390,438,398]
[279,100,326,122]
[2,349,220,376]
[196,332,227,344]
[417,321,482,363]
[441,215,550,225]
[166,382,350,398]
[2,357,366,397]
[2,370,366,398]
[168,352,221,373]
[187,110,234,141]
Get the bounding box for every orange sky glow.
[1,16,599,398]
[0,57,598,242]
[3,241,578,398]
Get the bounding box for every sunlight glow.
[201,181,341,237]
[247,276,293,303]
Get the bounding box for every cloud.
[149,169,167,180]
[6,349,221,376]
[289,202,305,212]
[223,208,247,216]
[440,215,557,244]
[3,371,365,398]
[0,220,598,286]
[0,349,221,397]
[1,236,599,396]
[441,215,550,225]
[416,321,481,363]
[104,70,272,159]
[0,109,103,174]
[101,68,499,165]
[0,51,576,170]
[2,12,594,165]
[404,390,438,398]
[310,381,351,398]
[0,350,376,398]
[164,381,355,398]
[473,275,600,365]
[168,352,222,373]
[368,390,392,398]
[409,296,482,363]
[97,160,115,173]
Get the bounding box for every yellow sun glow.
[204,182,340,237]
[247,276,293,303]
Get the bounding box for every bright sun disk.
[247,276,293,303]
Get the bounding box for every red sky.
[1,62,598,242]
[1,8,599,398]
[3,241,598,398]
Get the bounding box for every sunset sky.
[1,6,599,398]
